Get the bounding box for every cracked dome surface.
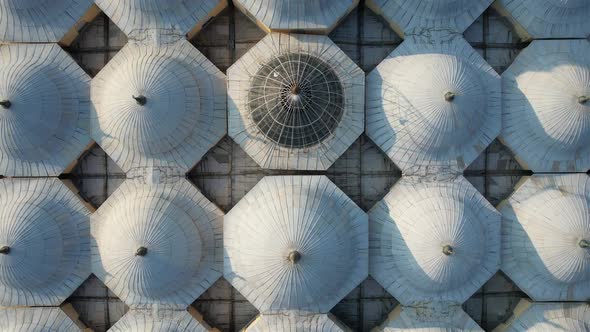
[249,53,344,149]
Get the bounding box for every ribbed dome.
[96,0,226,38]
[497,300,590,332]
[244,313,350,332]
[0,307,81,332]
[0,0,92,42]
[91,179,223,308]
[367,0,491,36]
[234,0,357,33]
[0,178,90,306]
[374,305,483,331]
[91,39,226,173]
[366,36,500,174]
[0,44,91,176]
[495,0,590,39]
[109,309,212,331]
[228,33,364,170]
[224,176,368,313]
[370,176,500,305]
[500,174,590,301]
[501,40,590,172]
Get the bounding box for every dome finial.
[290,84,301,95]
[0,100,11,109]
[442,244,454,256]
[578,95,589,105]
[135,246,148,256]
[132,95,147,106]
[444,91,455,102]
[579,239,589,248]
[288,250,301,263]
[0,246,10,254]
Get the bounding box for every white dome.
[0,0,92,42]
[228,33,365,170]
[0,307,81,331]
[234,0,358,33]
[95,0,226,38]
[366,36,501,174]
[367,0,492,36]
[369,176,500,305]
[244,313,350,332]
[501,40,590,172]
[500,174,590,301]
[496,300,590,332]
[0,178,90,306]
[224,176,368,313]
[0,44,91,176]
[91,39,226,173]
[109,309,212,331]
[374,305,483,331]
[91,179,223,308]
[495,0,590,39]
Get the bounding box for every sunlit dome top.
[91,179,223,309]
[0,0,93,42]
[495,300,590,332]
[0,44,91,176]
[370,176,501,305]
[228,33,365,170]
[95,0,227,38]
[501,40,590,172]
[234,0,358,33]
[0,178,90,306]
[500,174,590,301]
[91,39,226,173]
[374,305,483,331]
[244,313,351,332]
[0,307,82,332]
[367,0,492,36]
[366,36,500,174]
[495,0,590,39]
[109,309,213,331]
[224,176,368,313]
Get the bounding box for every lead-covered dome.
[495,0,590,39]
[228,33,365,170]
[370,176,501,305]
[224,176,368,313]
[91,39,226,173]
[374,305,483,331]
[0,44,91,176]
[0,307,82,331]
[91,179,223,308]
[244,313,351,332]
[501,40,590,172]
[496,300,590,332]
[95,0,226,38]
[234,0,358,34]
[0,178,90,306]
[500,174,590,301]
[109,309,213,331]
[366,36,501,175]
[367,0,492,36]
[0,0,93,42]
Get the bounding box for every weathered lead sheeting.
[91,178,223,309]
[366,35,501,175]
[499,174,590,302]
[0,43,92,176]
[90,38,226,173]
[0,178,91,306]
[501,40,590,172]
[369,176,501,305]
[224,176,368,313]
[374,304,483,331]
